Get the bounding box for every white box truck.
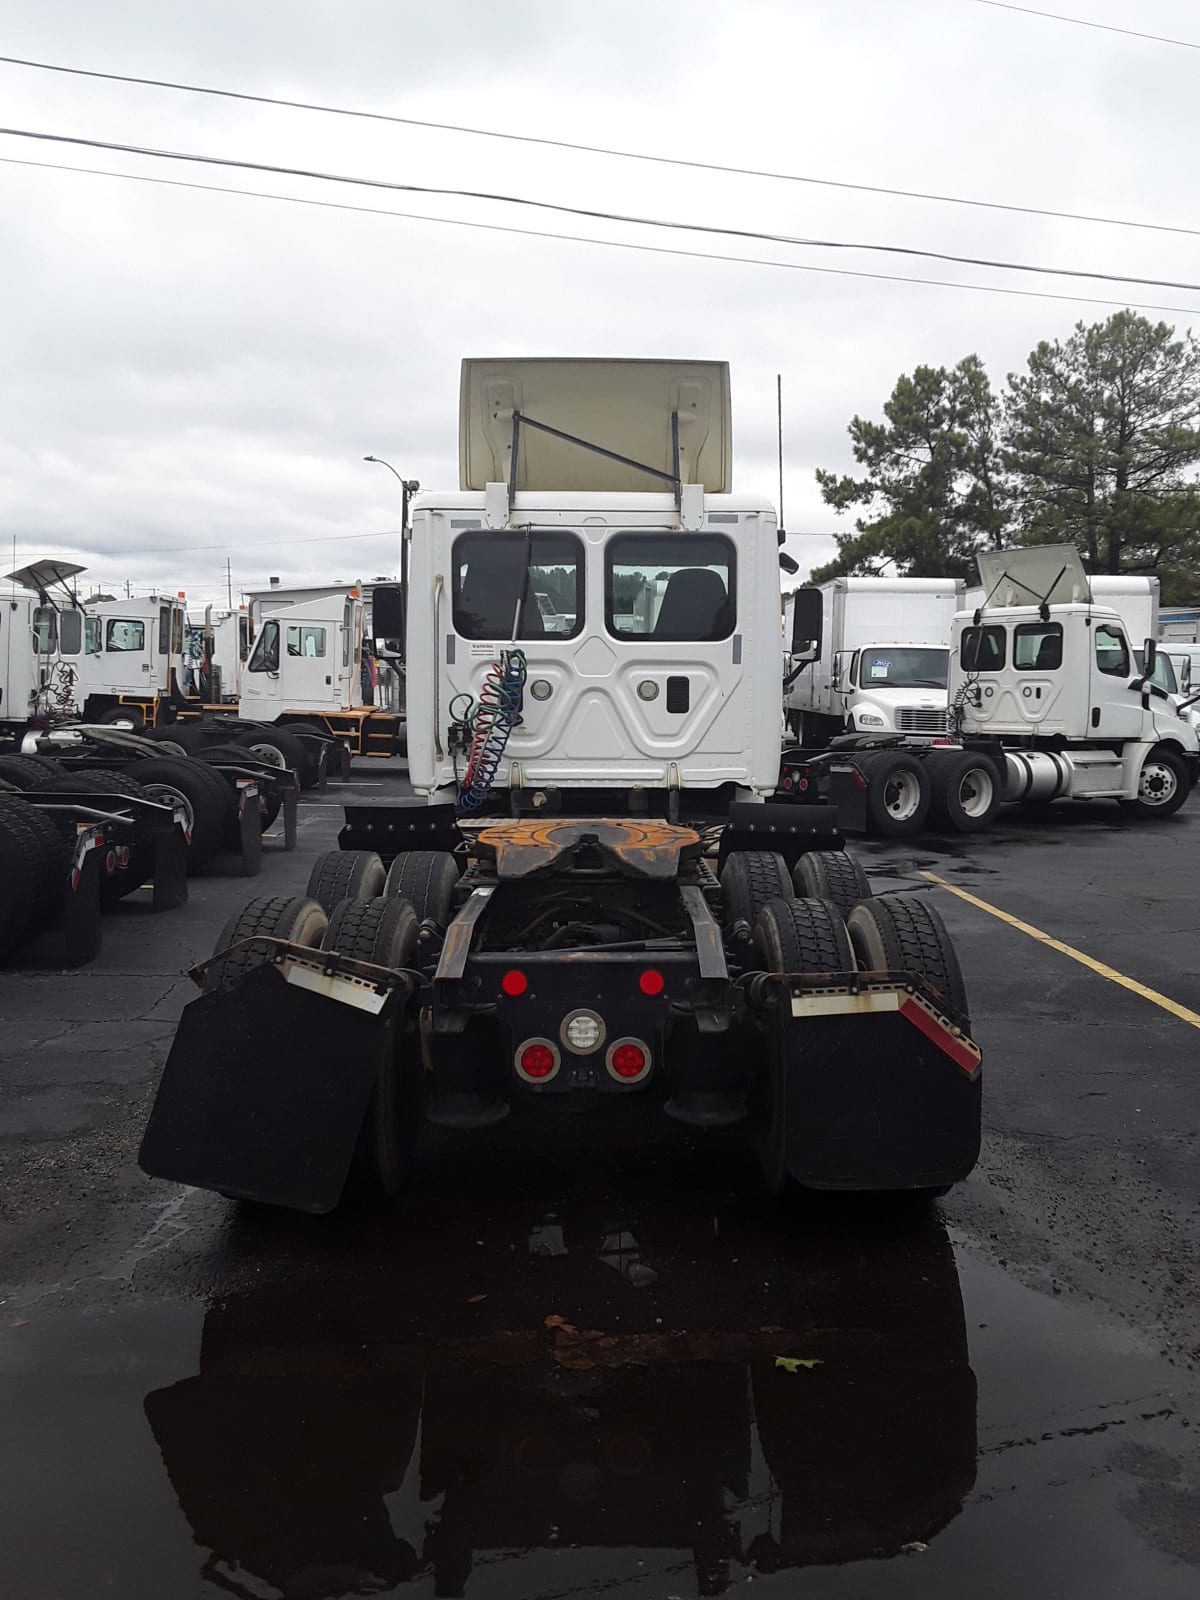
[783,577,965,744]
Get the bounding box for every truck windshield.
[857,647,948,689]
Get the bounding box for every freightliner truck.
[782,545,1199,834]
[140,358,982,1213]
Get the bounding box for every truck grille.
[897,707,949,734]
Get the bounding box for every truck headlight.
[857,712,885,726]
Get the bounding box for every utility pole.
[226,557,233,610]
[777,373,785,531]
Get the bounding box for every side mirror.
[371,585,405,659]
[789,587,822,663]
[1142,637,1157,678]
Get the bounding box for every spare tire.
[132,754,236,867]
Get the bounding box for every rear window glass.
[1013,622,1062,671]
[452,531,583,640]
[960,625,1006,672]
[606,533,735,640]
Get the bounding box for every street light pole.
[363,455,419,534]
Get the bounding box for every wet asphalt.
[1,767,1197,1598]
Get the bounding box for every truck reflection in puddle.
[144,1191,976,1597]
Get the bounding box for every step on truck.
[781,544,1200,834]
[140,358,982,1213]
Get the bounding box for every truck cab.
[406,358,782,812]
[239,591,366,721]
[950,546,1198,814]
[75,593,188,724]
[1,560,89,733]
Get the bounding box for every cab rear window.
[960,625,1006,672]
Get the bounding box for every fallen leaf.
[774,1356,822,1373]
[466,1294,487,1304]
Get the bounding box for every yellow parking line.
[921,870,1200,1031]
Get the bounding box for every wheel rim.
[1140,760,1177,806]
[884,771,921,822]
[957,765,995,818]
[142,782,195,835]
[243,742,287,769]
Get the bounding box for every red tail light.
[515,1039,560,1083]
[638,969,665,996]
[606,1039,651,1083]
[501,969,528,997]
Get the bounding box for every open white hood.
[459,357,732,494]
[974,545,1090,608]
[5,558,86,594]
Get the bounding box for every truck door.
[1089,622,1142,739]
[240,619,283,719]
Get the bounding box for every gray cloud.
[2,0,1198,604]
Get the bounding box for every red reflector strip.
[899,996,981,1078]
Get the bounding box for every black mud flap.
[781,991,982,1191]
[138,963,401,1213]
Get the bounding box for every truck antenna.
[776,373,785,531]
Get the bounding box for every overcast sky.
[2,0,1198,607]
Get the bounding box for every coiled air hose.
[457,649,527,811]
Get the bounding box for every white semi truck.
[783,577,964,745]
[0,560,90,737]
[783,545,1199,833]
[140,357,983,1214]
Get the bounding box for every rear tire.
[196,743,284,827]
[0,754,64,790]
[31,768,156,903]
[719,850,793,929]
[130,754,235,867]
[927,749,1001,833]
[845,894,969,1020]
[0,797,68,954]
[792,850,871,920]
[860,751,931,838]
[96,706,145,730]
[322,895,422,1199]
[383,850,460,925]
[306,849,386,912]
[752,896,855,1198]
[235,726,308,780]
[207,894,328,991]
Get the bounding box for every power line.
[1,50,1196,241]
[2,124,1199,296]
[968,0,1200,50]
[7,154,1200,319]
[5,153,1199,318]
[97,528,402,559]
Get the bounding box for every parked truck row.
[780,546,1199,836]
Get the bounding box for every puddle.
[2,1144,1196,1598]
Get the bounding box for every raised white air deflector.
[459,358,732,494]
[5,559,87,593]
[974,545,1090,609]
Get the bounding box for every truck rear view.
[139,359,982,1213]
